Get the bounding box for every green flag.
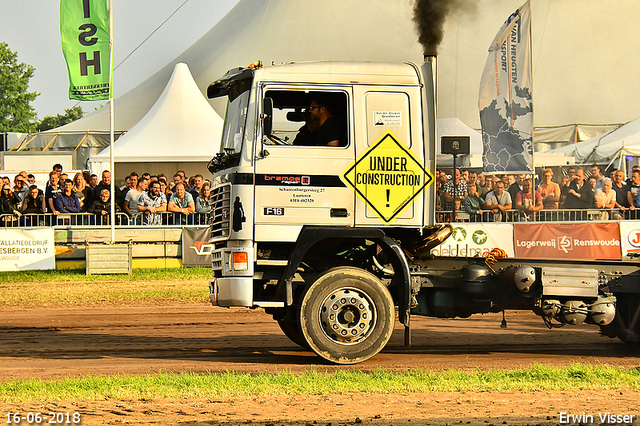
[60,0,111,101]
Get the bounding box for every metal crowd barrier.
[437,208,631,223]
[0,212,210,228]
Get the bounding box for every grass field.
[1,364,639,403]
[0,268,211,307]
[1,269,637,405]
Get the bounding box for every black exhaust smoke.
[413,0,476,56]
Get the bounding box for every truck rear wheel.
[608,294,640,346]
[299,267,394,364]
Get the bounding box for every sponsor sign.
[479,0,533,173]
[60,0,111,100]
[430,224,515,258]
[0,228,55,271]
[182,227,213,267]
[514,223,621,259]
[341,131,433,223]
[373,111,402,127]
[618,221,640,257]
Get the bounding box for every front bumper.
[209,276,254,307]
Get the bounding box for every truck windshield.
[220,88,250,155]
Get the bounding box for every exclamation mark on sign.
[386,189,390,207]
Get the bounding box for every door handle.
[330,208,350,218]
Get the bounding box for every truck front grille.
[209,183,231,241]
[211,250,223,271]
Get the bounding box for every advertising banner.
[0,228,55,271]
[60,0,111,100]
[430,223,515,258]
[514,223,621,259]
[618,221,640,257]
[182,227,213,267]
[478,0,533,173]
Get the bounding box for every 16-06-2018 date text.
[6,412,81,424]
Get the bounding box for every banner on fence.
[514,222,621,259]
[0,228,55,271]
[618,222,640,257]
[431,223,515,257]
[182,227,213,266]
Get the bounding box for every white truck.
[205,59,639,364]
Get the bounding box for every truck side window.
[263,90,348,147]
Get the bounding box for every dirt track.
[1,304,639,425]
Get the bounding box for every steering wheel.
[267,134,288,145]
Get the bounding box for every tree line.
[0,42,84,134]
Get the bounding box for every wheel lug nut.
[333,324,339,330]
[340,298,346,304]
[341,330,347,335]
[351,298,356,304]
[362,313,367,319]
[352,330,357,335]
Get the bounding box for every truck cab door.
[253,88,355,241]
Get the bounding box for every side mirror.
[261,98,273,136]
[262,97,273,137]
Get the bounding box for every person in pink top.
[537,168,560,209]
[515,178,543,221]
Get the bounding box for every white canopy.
[15,0,640,165]
[549,116,640,166]
[52,0,423,135]
[89,63,223,175]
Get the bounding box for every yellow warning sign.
[341,131,433,223]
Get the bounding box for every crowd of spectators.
[0,164,212,226]
[435,164,640,222]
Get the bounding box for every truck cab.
[206,61,439,363]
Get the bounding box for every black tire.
[299,267,395,364]
[609,293,640,346]
[277,318,309,348]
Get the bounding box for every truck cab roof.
[208,61,423,98]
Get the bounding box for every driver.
[292,109,320,146]
[308,95,344,147]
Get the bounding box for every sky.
[0,0,240,120]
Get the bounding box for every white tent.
[48,0,640,142]
[16,0,640,166]
[49,0,424,136]
[88,63,223,178]
[549,116,640,167]
[436,117,483,168]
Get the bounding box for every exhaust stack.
[421,55,437,226]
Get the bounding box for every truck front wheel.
[277,316,308,348]
[299,267,394,364]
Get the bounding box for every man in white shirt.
[123,177,148,218]
[596,178,621,220]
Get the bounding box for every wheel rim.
[318,287,377,345]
